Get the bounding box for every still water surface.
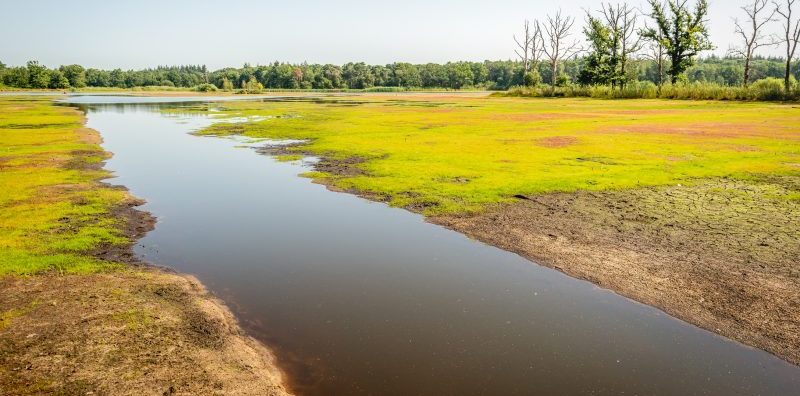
[69,96,800,395]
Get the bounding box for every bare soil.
[0,271,290,396]
[433,176,800,365]
[0,197,292,395]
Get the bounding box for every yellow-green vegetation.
[198,95,800,214]
[0,96,129,275]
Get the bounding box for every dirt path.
[434,176,800,365]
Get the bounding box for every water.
[69,96,800,396]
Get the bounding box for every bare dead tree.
[729,0,777,86]
[642,28,668,87]
[599,2,644,88]
[514,20,534,73]
[542,10,582,86]
[774,0,800,92]
[530,21,545,72]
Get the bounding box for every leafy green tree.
[391,63,422,87]
[420,63,448,87]
[319,64,343,88]
[579,15,615,85]
[524,69,543,86]
[471,62,489,86]
[342,62,375,89]
[447,62,475,89]
[2,67,29,87]
[642,0,714,84]
[109,69,127,88]
[85,69,111,86]
[48,70,70,89]
[59,64,86,88]
[371,65,391,86]
[485,60,522,89]
[27,61,51,89]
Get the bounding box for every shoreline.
[86,111,296,394]
[0,101,293,395]
[287,153,799,367]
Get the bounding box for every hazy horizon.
[1,0,790,70]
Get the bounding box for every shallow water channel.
[68,96,800,395]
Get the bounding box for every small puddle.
[67,96,800,396]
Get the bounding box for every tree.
[59,64,86,88]
[420,63,448,87]
[775,0,800,92]
[3,67,29,88]
[243,76,263,93]
[221,78,234,91]
[391,62,422,87]
[342,62,375,89]
[642,0,714,84]
[85,69,111,87]
[542,10,582,86]
[515,20,543,73]
[48,70,70,89]
[642,6,669,87]
[109,69,127,88]
[598,3,643,88]
[730,0,777,86]
[579,15,615,85]
[27,61,50,89]
[447,62,475,89]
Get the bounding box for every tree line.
[0,0,797,94]
[1,56,796,92]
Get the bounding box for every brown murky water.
[71,96,800,395]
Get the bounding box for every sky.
[0,0,788,70]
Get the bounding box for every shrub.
[555,74,571,87]
[524,70,542,87]
[750,78,785,101]
[194,83,218,92]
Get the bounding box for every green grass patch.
[275,154,304,162]
[194,95,800,215]
[0,96,131,275]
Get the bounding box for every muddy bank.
[248,126,800,366]
[0,271,290,395]
[0,117,291,395]
[433,176,800,365]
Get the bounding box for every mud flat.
[435,176,800,365]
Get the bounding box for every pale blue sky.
[0,0,784,69]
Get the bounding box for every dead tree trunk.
[775,0,800,92]
[730,0,776,87]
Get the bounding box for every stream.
[68,96,800,396]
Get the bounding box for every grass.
[196,94,800,214]
[0,96,129,275]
